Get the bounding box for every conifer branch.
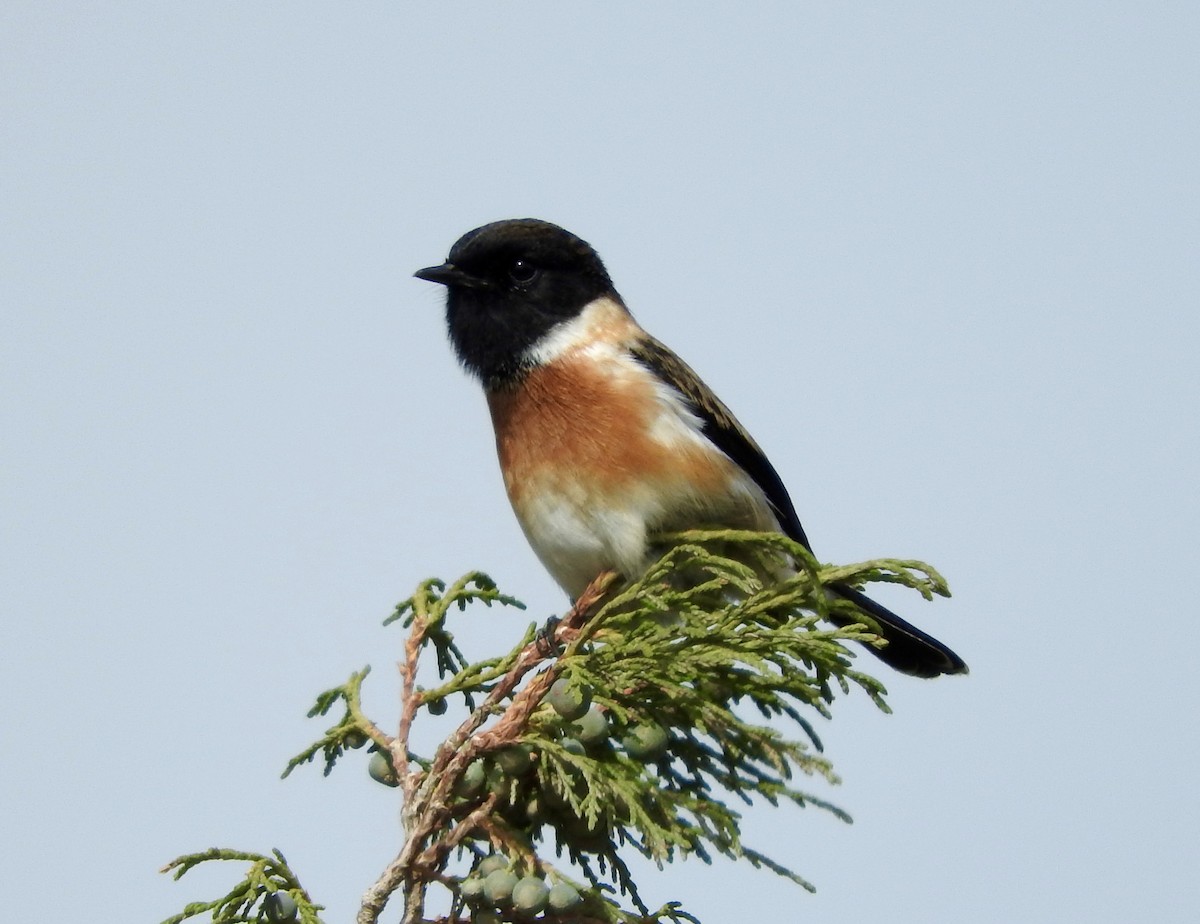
[160,530,955,924]
[158,848,324,924]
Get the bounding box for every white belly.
[512,466,779,599]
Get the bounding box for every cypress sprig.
[281,667,389,778]
[160,530,953,924]
[158,848,323,924]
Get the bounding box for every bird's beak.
[413,262,490,290]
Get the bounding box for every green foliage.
[158,849,322,924]
[160,530,952,924]
[384,572,527,691]
[280,666,377,778]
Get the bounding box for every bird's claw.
[535,616,563,657]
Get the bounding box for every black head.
[415,219,619,387]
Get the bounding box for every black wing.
[629,335,968,678]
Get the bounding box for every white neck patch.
[524,296,636,366]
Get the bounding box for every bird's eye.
[508,259,539,285]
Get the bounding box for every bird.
[415,218,967,677]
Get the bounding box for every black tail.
[829,583,968,678]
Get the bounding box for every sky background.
[3,3,1197,922]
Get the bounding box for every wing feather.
[629,335,968,677]
[630,336,812,550]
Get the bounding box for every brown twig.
[356,571,619,924]
[395,593,430,798]
[413,792,500,872]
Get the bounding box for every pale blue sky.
[2,3,1197,922]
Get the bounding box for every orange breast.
[487,354,731,509]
